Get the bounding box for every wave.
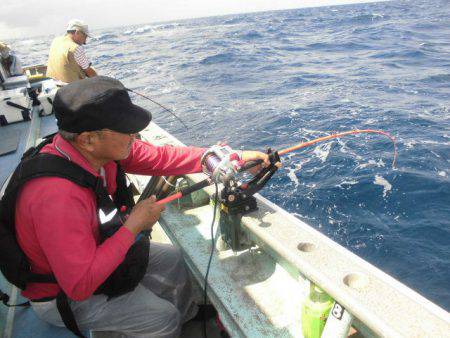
[373,175,392,198]
[282,76,318,89]
[199,52,235,65]
[123,25,154,35]
[276,45,306,52]
[223,17,247,25]
[239,30,263,40]
[421,73,450,84]
[369,49,427,59]
[17,39,36,45]
[313,143,332,163]
[306,41,371,51]
[339,12,388,25]
[152,23,181,30]
[94,33,119,41]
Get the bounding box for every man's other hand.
[125,195,165,235]
[84,66,97,78]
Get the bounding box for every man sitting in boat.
[0,42,24,77]
[12,76,268,337]
[46,19,97,83]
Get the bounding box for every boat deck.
[0,122,30,189]
[0,114,57,189]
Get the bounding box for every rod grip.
[156,193,181,205]
[155,179,210,205]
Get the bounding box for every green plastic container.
[301,284,334,338]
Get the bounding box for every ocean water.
[12,0,450,309]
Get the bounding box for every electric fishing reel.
[200,144,244,187]
[156,143,281,251]
[201,143,281,251]
[200,143,281,185]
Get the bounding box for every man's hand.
[124,195,165,236]
[241,150,270,175]
[84,66,97,78]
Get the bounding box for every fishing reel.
[156,143,281,251]
[202,143,281,251]
[200,144,244,187]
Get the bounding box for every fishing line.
[126,88,190,130]
[203,183,219,338]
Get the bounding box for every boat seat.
[0,130,19,156]
[12,306,80,338]
[1,75,29,90]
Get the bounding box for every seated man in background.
[47,19,97,83]
[0,42,24,77]
[11,76,268,337]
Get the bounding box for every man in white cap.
[47,19,97,83]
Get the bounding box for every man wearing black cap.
[13,76,269,337]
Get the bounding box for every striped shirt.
[73,45,91,70]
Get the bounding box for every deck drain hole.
[297,242,316,252]
[343,273,369,290]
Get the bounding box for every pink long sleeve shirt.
[15,134,205,301]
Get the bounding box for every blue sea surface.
[13,0,450,310]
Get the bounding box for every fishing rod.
[155,129,397,206]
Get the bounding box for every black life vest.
[0,134,149,336]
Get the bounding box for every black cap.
[54,76,151,134]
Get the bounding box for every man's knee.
[158,243,184,267]
[170,246,183,264]
[125,301,181,337]
[154,304,181,337]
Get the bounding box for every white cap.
[66,19,92,37]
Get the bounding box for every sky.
[0,0,384,40]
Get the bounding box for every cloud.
[0,1,44,28]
